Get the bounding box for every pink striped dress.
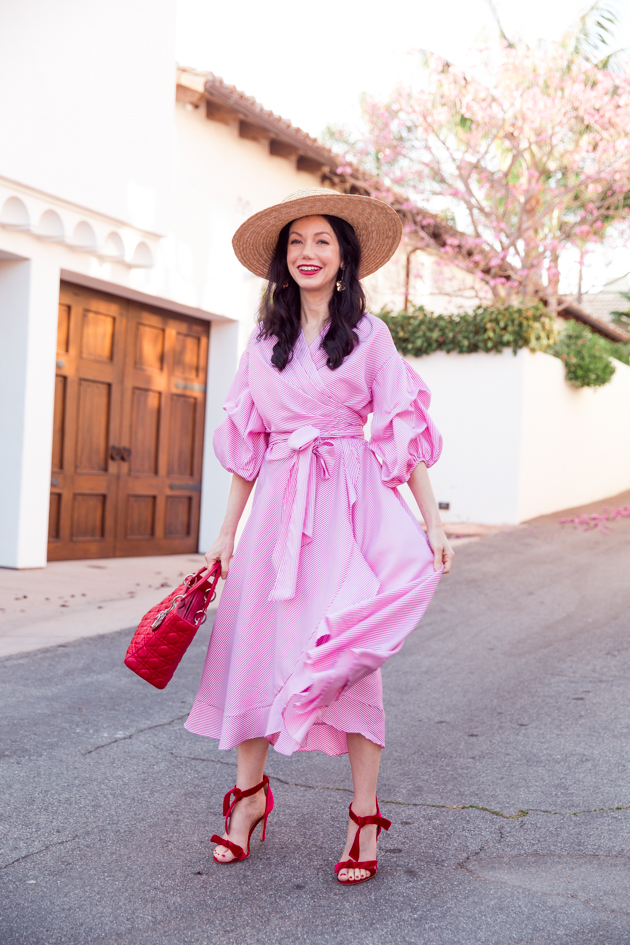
[185,313,443,756]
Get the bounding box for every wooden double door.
[48,283,209,560]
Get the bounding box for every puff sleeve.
[212,347,269,481]
[369,352,443,487]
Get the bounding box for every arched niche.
[100,231,125,261]
[72,220,97,252]
[1,196,30,230]
[38,209,65,242]
[130,241,153,268]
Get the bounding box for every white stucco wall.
[169,103,343,544]
[0,0,176,233]
[405,348,630,524]
[404,349,527,523]
[517,353,630,520]
[0,254,59,568]
[0,14,330,566]
[171,103,322,320]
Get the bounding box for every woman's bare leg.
[337,732,382,882]
[213,737,270,862]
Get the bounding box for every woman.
[185,188,454,884]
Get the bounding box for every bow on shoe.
[334,801,392,882]
[211,776,274,864]
[347,806,392,862]
[223,786,245,817]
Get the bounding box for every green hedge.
[551,320,628,388]
[379,305,629,388]
[379,303,557,357]
[599,335,630,368]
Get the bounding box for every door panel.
[48,286,124,559]
[72,493,107,539]
[135,323,165,372]
[75,380,111,471]
[51,375,66,470]
[165,496,192,537]
[169,395,196,475]
[81,310,116,361]
[130,388,161,474]
[48,283,209,560]
[126,495,156,538]
[114,300,208,556]
[57,303,70,352]
[48,493,61,540]
[175,332,200,376]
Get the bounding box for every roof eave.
[558,302,630,343]
[203,76,336,169]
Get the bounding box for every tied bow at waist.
[267,424,364,602]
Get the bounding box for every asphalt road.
[2,498,630,945]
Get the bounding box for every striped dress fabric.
[185,313,443,756]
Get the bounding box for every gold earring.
[336,278,346,292]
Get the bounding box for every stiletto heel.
[211,774,274,864]
[334,798,391,885]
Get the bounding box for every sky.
[176,0,630,291]
[176,0,629,138]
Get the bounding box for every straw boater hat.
[232,188,403,280]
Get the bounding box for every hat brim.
[232,192,402,280]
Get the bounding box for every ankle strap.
[222,774,269,817]
[347,800,391,862]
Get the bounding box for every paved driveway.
[2,496,630,944]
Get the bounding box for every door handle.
[120,446,132,462]
[110,445,122,461]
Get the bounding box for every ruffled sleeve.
[369,352,442,487]
[212,346,269,481]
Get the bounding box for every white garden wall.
[405,348,630,524]
[517,352,630,521]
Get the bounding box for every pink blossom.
[559,506,630,532]
[341,42,630,306]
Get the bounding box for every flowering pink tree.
[334,43,630,310]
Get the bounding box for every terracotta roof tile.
[559,301,629,343]
[177,65,343,169]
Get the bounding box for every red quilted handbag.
[124,563,221,689]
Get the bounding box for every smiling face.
[286,215,342,295]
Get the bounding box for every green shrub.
[551,321,617,388]
[599,336,630,367]
[610,290,630,333]
[379,305,626,388]
[379,302,557,357]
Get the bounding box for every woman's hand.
[426,526,455,574]
[407,464,455,575]
[205,532,235,579]
[205,474,257,579]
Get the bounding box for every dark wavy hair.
[257,215,366,371]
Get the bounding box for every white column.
[198,319,241,552]
[0,254,59,568]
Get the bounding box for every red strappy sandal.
[334,799,391,885]
[211,774,274,864]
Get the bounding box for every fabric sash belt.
[267,424,364,602]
